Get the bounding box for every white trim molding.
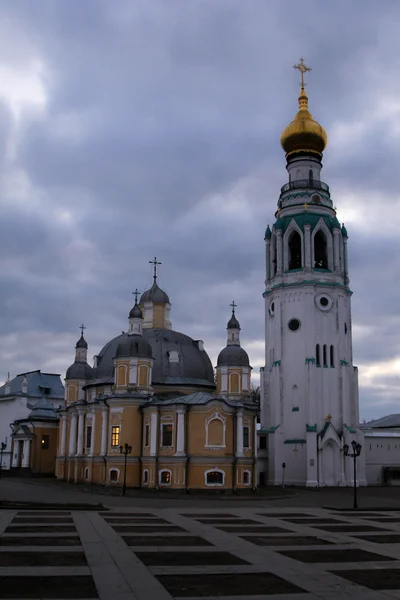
[159,468,172,486]
[205,468,225,486]
[109,467,120,483]
[205,412,226,449]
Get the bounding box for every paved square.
[2,504,400,599]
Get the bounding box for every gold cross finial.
[293,57,312,89]
[303,202,308,212]
[326,414,332,422]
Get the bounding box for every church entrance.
[321,441,339,486]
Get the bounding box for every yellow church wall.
[115,361,130,388]
[188,408,234,457]
[187,463,234,489]
[119,405,142,456]
[152,303,166,328]
[228,369,242,394]
[152,384,215,396]
[31,425,58,475]
[216,371,222,395]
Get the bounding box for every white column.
[253,416,258,459]
[12,441,20,467]
[89,411,96,456]
[69,413,78,456]
[276,231,283,275]
[304,224,311,269]
[77,411,85,456]
[150,411,158,456]
[265,239,270,281]
[100,410,108,456]
[236,410,244,457]
[22,439,30,468]
[60,416,67,456]
[176,409,185,455]
[333,229,340,271]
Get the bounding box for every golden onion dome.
[280,86,328,158]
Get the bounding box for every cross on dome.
[80,324,86,336]
[149,257,162,281]
[132,288,140,304]
[230,301,237,313]
[293,57,312,89]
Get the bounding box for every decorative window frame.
[109,468,120,483]
[138,364,149,387]
[229,371,241,394]
[205,468,225,487]
[311,219,334,271]
[243,469,251,486]
[160,415,174,448]
[84,467,89,480]
[205,412,226,449]
[243,421,251,449]
[116,364,128,387]
[144,421,150,447]
[283,220,304,271]
[110,425,121,450]
[143,468,149,485]
[159,468,172,486]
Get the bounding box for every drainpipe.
[138,402,145,489]
[185,406,190,493]
[102,399,109,485]
[232,411,237,493]
[155,409,159,491]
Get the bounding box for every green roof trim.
[340,359,349,366]
[281,192,331,203]
[284,438,307,444]
[266,425,280,433]
[306,424,317,432]
[305,357,316,365]
[344,423,356,433]
[342,223,348,237]
[272,212,341,236]
[264,225,272,240]
[272,360,281,367]
[264,281,353,297]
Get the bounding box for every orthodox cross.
[303,202,309,212]
[149,256,162,281]
[326,414,332,422]
[293,57,312,88]
[132,288,140,304]
[293,444,299,458]
[80,324,86,336]
[230,300,237,313]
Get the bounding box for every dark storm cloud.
[0,0,400,419]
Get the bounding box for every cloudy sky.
[0,0,399,421]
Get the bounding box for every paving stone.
[352,534,400,544]
[17,511,71,516]
[135,550,250,566]
[257,512,316,517]
[279,548,395,563]
[123,535,213,546]
[0,536,81,546]
[195,518,262,525]
[5,525,77,533]
[0,575,97,598]
[240,535,335,546]
[156,572,307,596]
[181,513,236,518]
[330,568,400,590]
[98,512,155,517]
[368,518,400,523]
[0,551,87,566]
[216,525,292,533]
[112,524,185,533]
[313,524,390,532]
[281,517,346,524]
[12,517,74,524]
[104,517,170,524]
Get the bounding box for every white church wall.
[364,432,400,485]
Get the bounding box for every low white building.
[362,415,400,486]
[0,370,64,471]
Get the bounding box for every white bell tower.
[263,59,366,487]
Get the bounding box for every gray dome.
[29,397,58,420]
[94,328,215,389]
[140,281,170,304]
[227,313,240,329]
[115,335,153,359]
[76,334,88,349]
[66,361,94,380]
[129,303,143,319]
[217,345,250,367]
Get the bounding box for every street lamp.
[0,441,6,477]
[344,440,362,509]
[119,442,132,496]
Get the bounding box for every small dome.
[129,303,143,319]
[274,218,283,230]
[280,87,327,159]
[217,345,250,367]
[227,312,240,330]
[66,361,94,380]
[29,397,58,420]
[76,334,88,349]
[264,225,272,240]
[341,223,348,238]
[115,335,153,359]
[140,280,170,304]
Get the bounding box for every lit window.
[243,426,250,448]
[145,424,150,447]
[206,471,223,485]
[243,471,250,485]
[161,424,173,447]
[41,435,49,450]
[160,470,171,484]
[111,426,120,447]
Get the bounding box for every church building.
[56,266,258,491]
[262,59,366,487]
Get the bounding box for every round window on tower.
[315,293,333,312]
[312,194,321,204]
[288,318,301,332]
[269,301,275,316]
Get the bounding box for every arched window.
[271,235,277,276]
[330,345,335,367]
[205,470,224,486]
[314,230,328,269]
[323,344,327,366]
[288,231,302,270]
[205,413,226,448]
[109,468,119,482]
[316,344,320,366]
[138,364,148,387]
[229,372,241,394]
[309,168,313,183]
[143,469,149,485]
[84,467,89,480]
[68,385,77,403]
[243,470,251,485]
[117,364,127,387]
[159,469,171,485]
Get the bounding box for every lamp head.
[343,443,349,456]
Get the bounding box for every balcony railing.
[280,179,330,194]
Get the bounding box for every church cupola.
[216,303,252,398]
[139,257,172,330]
[65,325,94,403]
[128,289,144,335]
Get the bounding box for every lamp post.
[119,442,132,495]
[0,441,6,477]
[344,440,362,509]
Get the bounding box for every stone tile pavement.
[2,505,400,598]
